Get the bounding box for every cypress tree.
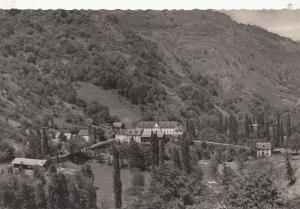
[257,114,261,137]
[112,145,122,209]
[286,151,296,186]
[245,114,250,138]
[172,148,181,169]
[265,120,270,141]
[229,115,238,143]
[150,132,156,169]
[181,120,194,174]
[154,132,159,167]
[219,113,223,133]
[287,112,291,146]
[160,134,166,164]
[272,125,277,146]
[249,117,254,134]
[280,121,284,147]
[41,128,48,158]
[274,112,281,147]
[224,117,228,135]
[181,134,191,174]
[229,115,233,139]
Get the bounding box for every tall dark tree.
[286,152,296,186]
[172,148,181,169]
[129,136,145,170]
[219,113,223,133]
[257,114,261,137]
[150,132,159,168]
[224,117,228,135]
[265,120,270,141]
[46,173,69,209]
[150,132,156,169]
[249,117,254,134]
[287,111,292,146]
[279,121,284,147]
[181,120,193,174]
[245,114,250,138]
[229,115,238,143]
[40,128,49,158]
[159,134,166,164]
[274,112,281,147]
[272,125,277,146]
[155,133,159,167]
[112,145,122,209]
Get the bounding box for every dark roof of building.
[141,131,165,138]
[137,121,156,129]
[158,121,180,128]
[256,142,272,149]
[78,129,89,136]
[116,129,142,136]
[137,121,181,129]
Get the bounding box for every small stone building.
[256,142,272,157]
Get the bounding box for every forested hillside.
[0,9,300,142]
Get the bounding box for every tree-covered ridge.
[0,9,222,127]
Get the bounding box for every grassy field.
[76,82,142,123]
[62,161,149,208]
[91,163,134,208]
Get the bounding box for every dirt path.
[194,140,251,151]
[198,160,223,194]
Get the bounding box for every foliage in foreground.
[225,168,281,209]
[0,166,96,209]
[125,164,206,209]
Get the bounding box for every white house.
[115,129,142,143]
[256,142,272,157]
[11,158,50,173]
[78,129,89,143]
[137,121,183,136]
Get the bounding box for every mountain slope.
[115,10,300,114]
[0,9,299,143]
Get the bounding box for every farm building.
[112,122,123,130]
[115,129,142,143]
[11,158,50,172]
[78,129,90,142]
[256,142,272,157]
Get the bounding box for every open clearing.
[90,163,150,208]
[76,82,142,123]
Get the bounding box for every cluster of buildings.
[114,121,184,144]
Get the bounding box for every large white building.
[136,121,183,136]
[115,129,142,143]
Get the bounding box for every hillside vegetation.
[0,9,299,142]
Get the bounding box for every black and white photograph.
[0,0,300,208]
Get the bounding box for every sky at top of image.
[1,0,300,10]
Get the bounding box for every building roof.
[158,121,180,128]
[137,121,156,129]
[116,129,142,136]
[137,121,181,129]
[256,143,272,149]
[78,129,89,136]
[113,122,123,128]
[89,139,114,150]
[55,132,73,140]
[141,131,164,138]
[11,158,48,167]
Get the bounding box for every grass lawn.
[90,162,150,208]
[76,82,142,123]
